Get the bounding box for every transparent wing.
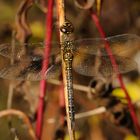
[0,59,41,81]
[0,56,62,81]
[46,62,62,79]
[0,42,61,58]
[0,61,62,81]
[0,34,139,80]
[74,34,140,57]
[73,54,137,77]
[0,42,62,81]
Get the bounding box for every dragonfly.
[0,31,139,128]
[0,34,139,81]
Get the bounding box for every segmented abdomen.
[65,60,75,128]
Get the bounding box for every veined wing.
[0,42,62,81]
[73,53,137,77]
[0,54,62,81]
[74,34,140,57]
[0,34,139,80]
[1,34,139,58]
[0,42,61,58]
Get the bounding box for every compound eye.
[60,20,74,34]
[60,28,66,33]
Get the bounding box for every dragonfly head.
[60,20,74,35]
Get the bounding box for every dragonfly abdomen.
[65,59,75,128]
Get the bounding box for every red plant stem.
[90,11,140,136]
[36,0,54,139]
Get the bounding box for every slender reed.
[36,0,54,139]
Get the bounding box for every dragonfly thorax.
[61,41,75,52]
[63,52,73,61]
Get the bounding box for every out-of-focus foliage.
[112,82,140,104]
[0,2,15,21]
[30,21,45,40]
[64,131,81,140]
[125,134,139,140]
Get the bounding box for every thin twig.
[47,79,96,94]
[0,109,37,140]
[6,32,16,140]
[7,31,16,109]
[75,106,106,119]
[56,0,75,140]
[7,84,15,109]
[47,106,106,124]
